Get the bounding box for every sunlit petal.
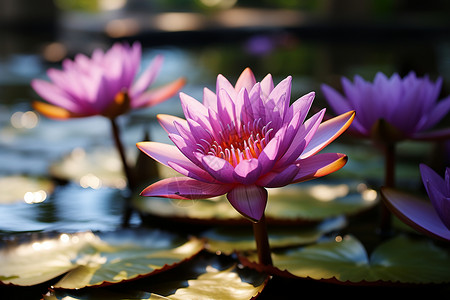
[292,153,348,183]
[300,110,355,159]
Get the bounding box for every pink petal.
[130,55,163,97]
[179,92,209,123]
[227,185,268,222]
[381,187,450,241]
[157,114,187,135]
[120,42,141,88]
[132,77,186,108]
[256,164,300,188]
[234,68,256,93]
[167,161,216,183]
[289,91,315,125]
[31,79,81,113]
[300,110,355,159]
[260,73,274,98]
[169,133,202,167]
[241,83,263,125]
[136,141,214,182]
[276,108,325,168]
[216,74,237,99]
[141,177,232,199]
[217,88,236,126]
[267,76,291,118]
[200,154,235,183]
[292,153,348,183]
[203,87,217,110]
[257,135,282,174]
[233,158,262,184]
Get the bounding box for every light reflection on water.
[0,183,140,233]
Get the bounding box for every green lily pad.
[203,216,346,255]
[44,252,268,300]
[134,180,378,225]
[0,229,204,288]
[0,175,54,204]
[242,234,450,284]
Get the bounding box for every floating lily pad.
[242,234,450,285]
[134,180,377,225]
[203,216,346,255]
[0,175,54,204]
[0,228,204,288]
[44,252,268,300]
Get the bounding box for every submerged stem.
[380,142,396,235]
[110,118,134,226]
[252,214,273,266]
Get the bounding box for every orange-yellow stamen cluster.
[197,118,273,166]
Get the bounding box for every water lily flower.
[321,71,450,142]
[381,164,450,241]
[31,41,185,119]
[137,68,355,222]
[30,42,185,226]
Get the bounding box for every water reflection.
[24,190,47,204]
[10,110,39,129]
[0,183,140,232]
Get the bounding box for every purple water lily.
[137,68,355,222]
[32,41,185,119]
[321,71,450,142]
[381,164,450,241]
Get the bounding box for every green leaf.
[0,229,204,288]
[44,252,268,300]
[0,175,54,204]
[134,180,377,225]
[244,234,450,284]
[202,216,346,254]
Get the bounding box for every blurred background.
[0,0,450,232]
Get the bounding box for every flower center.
[197,118,273,167]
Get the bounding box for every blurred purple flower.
[137,68,355,222]
[381,164,450,241]
[32,41,185,119]
[321,72,450,142]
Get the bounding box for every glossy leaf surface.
[244,234,450,284]
[44,252,268,300]
[0,229,204,288]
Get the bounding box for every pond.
[1,1,450,299]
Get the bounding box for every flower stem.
[380,142,396,235]
[110,118,134,226]
[252,214,273,266]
